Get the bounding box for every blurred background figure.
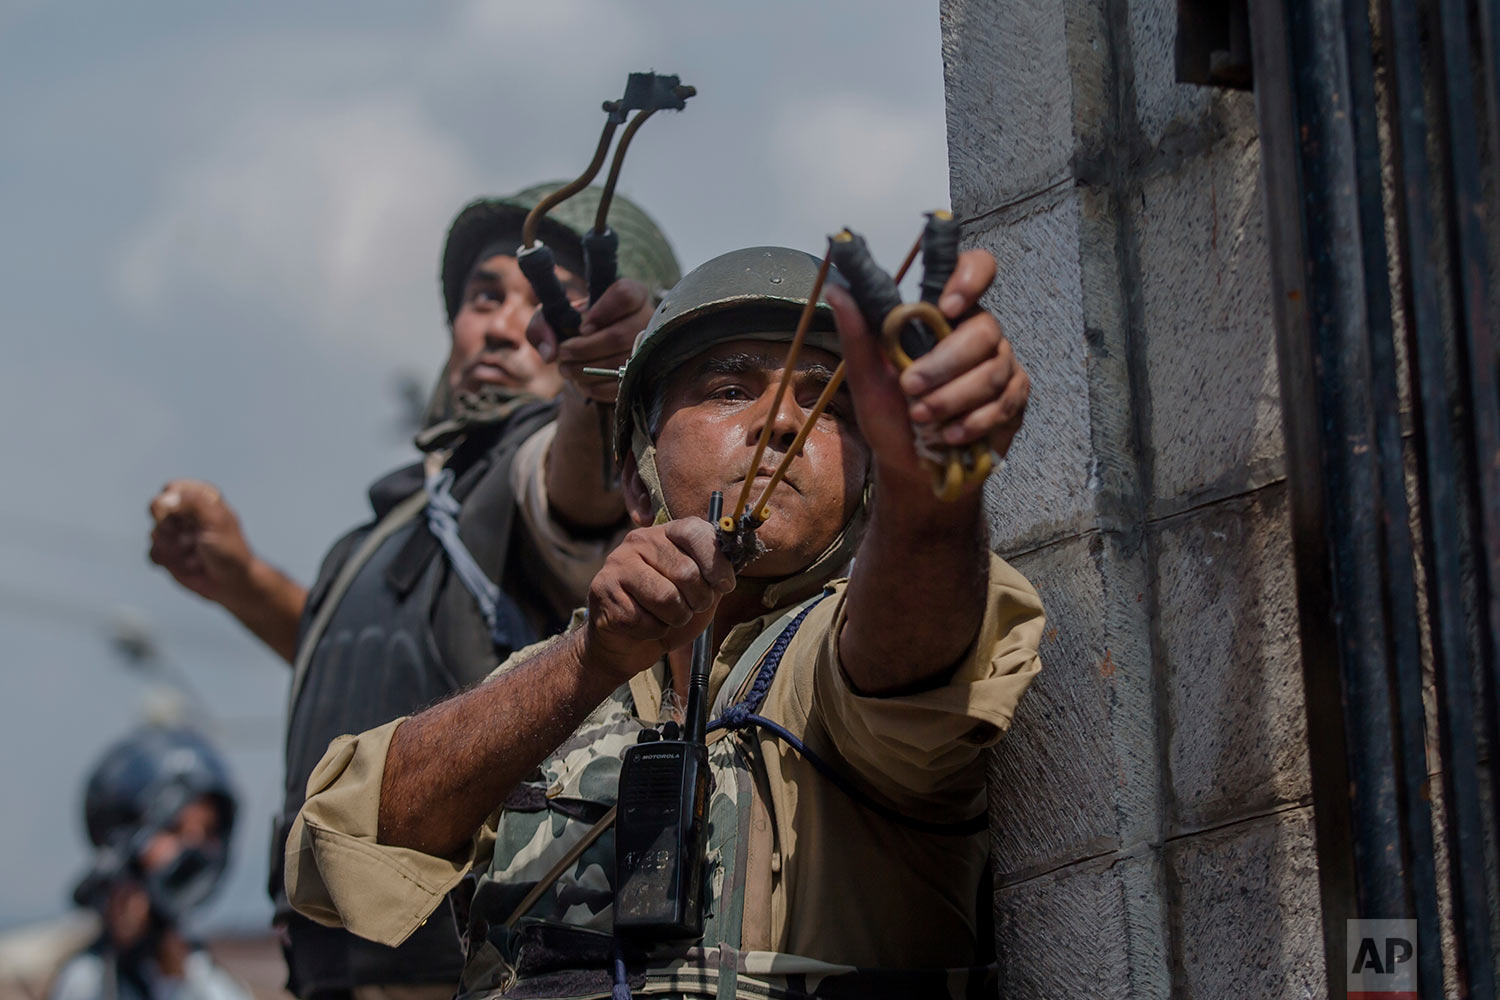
[48,727,248,1000]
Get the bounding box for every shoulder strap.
[708,592,828,721]
[387,400,556,599]
[494,598,825,932]
[706,591,987,837]
[286,488,428,713]
[423,466,506,638]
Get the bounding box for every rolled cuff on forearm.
[814,552,1045,813]
[284,718,495,947]
[512,421,627,607]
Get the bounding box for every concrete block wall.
[941,0,1325,995]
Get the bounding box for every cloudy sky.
[0,1,949,933]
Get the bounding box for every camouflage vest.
[459,596,998,1000]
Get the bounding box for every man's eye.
[809,395,853,423]
[710,385,751,402]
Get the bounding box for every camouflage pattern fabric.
[455,600,996,1000]
[463,690,753,998]
[602,946,997,1000]
[463,938,997,999]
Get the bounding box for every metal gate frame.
[1247,0,1500,996]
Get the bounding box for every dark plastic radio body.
[612,735,712,941]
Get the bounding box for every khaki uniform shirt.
[509,421,630,620]
[285,553,1043,997]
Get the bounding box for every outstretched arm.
[148,480,307,664]
[825,250,1030,695]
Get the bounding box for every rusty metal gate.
[1225,0,1500,995]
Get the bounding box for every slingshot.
[716,211,995,567]
[515,72,695,482]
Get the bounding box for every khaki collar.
[624,600,813,727]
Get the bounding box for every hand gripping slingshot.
[517,72,695,482]
[715,211,996,567]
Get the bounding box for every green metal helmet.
[440,181,681,325]
[614,246,842,462]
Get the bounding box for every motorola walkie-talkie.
[612,492,722,942]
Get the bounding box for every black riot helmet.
[75,725,237,921]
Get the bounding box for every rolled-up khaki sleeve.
[510,422,628,608]
[284,718,497,947]
[810,552,1044,811]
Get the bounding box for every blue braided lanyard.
[708,594,987,838]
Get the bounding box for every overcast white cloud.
[110,6,952,374]
[116,95,483,367]
[454,0,649,55]
[0,356,182,488]
[769,91,950,266]
[117,86,946,366]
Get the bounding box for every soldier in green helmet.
[283,243,1045,999]
[144,183,680,1000]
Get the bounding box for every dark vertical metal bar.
[1342,0,1446,991]
[1380,0,1499,991]
[1479,0,1500,228]
[1246,8,1359,984]
[1249,2,1422,994]
[1431,0,1500,987]
[1433,0,1500,625]
[1433,0,1500,848]
[1467,0,1500,939]
[1286,0,1408,926]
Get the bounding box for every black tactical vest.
[270,400,560,998]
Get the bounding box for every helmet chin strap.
[631,420,676,526]
[630,418,871,608]
[760,484,868,608]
